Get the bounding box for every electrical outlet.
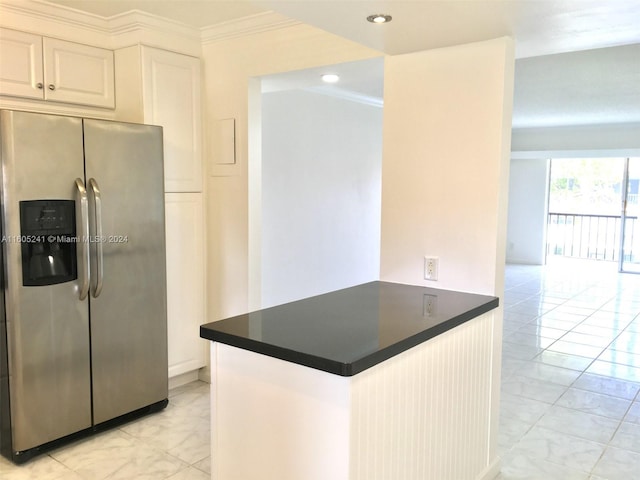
[424,256,438,281]
[423,294,438,317]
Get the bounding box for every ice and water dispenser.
[19,200,77,286]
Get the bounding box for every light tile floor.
[2,258,639,479]
[497,258,640,480]
[0,381,211,480]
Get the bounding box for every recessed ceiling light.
[367,14,392,24]
[321,73,340,83]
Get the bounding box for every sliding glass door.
[620,158,640,273]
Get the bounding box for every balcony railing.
[547,212,638,262]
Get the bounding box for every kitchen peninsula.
[200,281,500,480]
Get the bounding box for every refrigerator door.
[83,119,168,424]
[0,110,91,452]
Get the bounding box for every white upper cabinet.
[141,47,202,192]
[0,28,115,109]
[0,29,43,100]
[43,37,114,108]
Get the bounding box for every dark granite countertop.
[200,281,499,376]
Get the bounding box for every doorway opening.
[546,157,640,273]
[252,57,384,309]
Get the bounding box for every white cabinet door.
[165,193,206,378]
[0,29,115,109]
[142,46,202,192]
[43,37,115,108]
[0,28,44,99]
[115,45,205,381]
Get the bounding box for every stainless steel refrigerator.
[0,110,168,463]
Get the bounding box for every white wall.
[507,124,640,265]
[506,159,550,264]
[261,89,382,307]
[380,38,515,297]
[512,123,640,159]
[202,24,382,320]
[379,38,515,474]
[508,123,640,268]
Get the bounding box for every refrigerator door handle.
[75,178,90,300]
[89,178,104,298]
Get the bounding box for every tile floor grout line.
[500,260,640,479]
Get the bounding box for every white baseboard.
[477,456,502,480]
[168,370,200,390]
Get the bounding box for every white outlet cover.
[424,256,439,281]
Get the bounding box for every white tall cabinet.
[115,45,206,384]
[140,47,202,193]
[165,193,205,377]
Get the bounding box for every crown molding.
[0,1,202,53]
[201,11,301,45]
[107,9,202,53]
[1,2,302,52]
[304,86,384,108]
[0,0,110,35]
[108,9,200,41]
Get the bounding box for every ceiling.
[45,0,268,28]
[259,43,640,129]
[45,0,640,58]
[261,57,384,107]
[513,43,640,128]
[43,0,640,129]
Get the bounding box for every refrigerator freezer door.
[83,119,168,424]
[0,110,91,452]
